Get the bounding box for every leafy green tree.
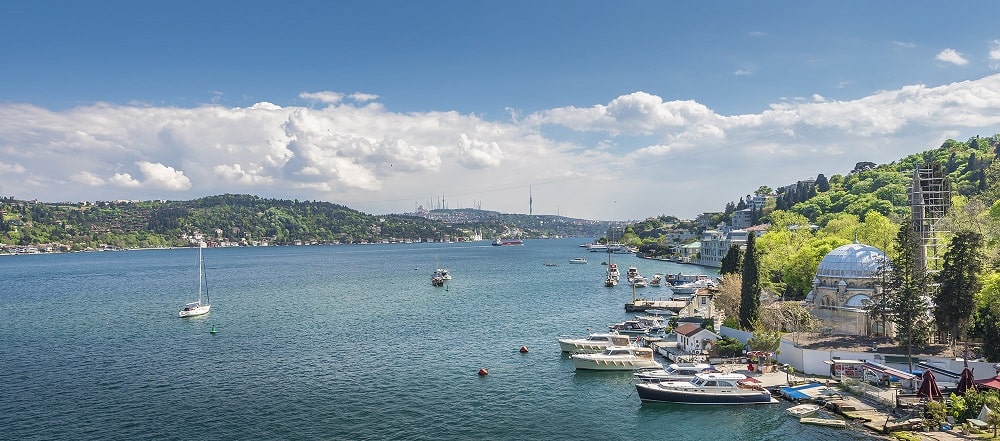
[746,319,782,353]
[887,220,932,372]
[933,231,984,349]
[971,273,1000,362]
[740,233,762,330]
[715,336,745,358]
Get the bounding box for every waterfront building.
[675,322,720,354]
[694,226,748,268]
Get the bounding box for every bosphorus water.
[1,239,874,440]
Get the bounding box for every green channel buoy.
[210,325,218,334]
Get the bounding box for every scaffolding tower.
[909,163,951,274]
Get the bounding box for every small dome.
[816,243,888,279]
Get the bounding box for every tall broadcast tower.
[529,186,533,216]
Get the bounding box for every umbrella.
[917,369,943,401]
[975,374,1000,391]
[957,367,976,395]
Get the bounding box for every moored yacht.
[558,332,632,353]
[634,372,777,404]
[571,346,661,371]
[633,363,715,383]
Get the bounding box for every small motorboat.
[569,257,588,264]
[787,403,821,418]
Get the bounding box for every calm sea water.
[1,239,874,440]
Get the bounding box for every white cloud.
[350,93,380,103]
[70,171,104,186]
[936,48,968,65]
[136,161,192,191]
[734,69,754,76]
[3,74,1000,219]
[457,134,504,168]
[299,91,344,104]
[110,172,141,188]
[0,161,26,174]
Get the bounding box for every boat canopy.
[861,361,917,381]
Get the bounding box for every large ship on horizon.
[492,237,524,246]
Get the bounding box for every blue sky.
[2,1,1000,220]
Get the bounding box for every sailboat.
[179,245,211,318]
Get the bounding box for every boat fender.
[478,368,489,376]
[519,346,529,353]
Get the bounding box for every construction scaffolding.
[909,163,951,274]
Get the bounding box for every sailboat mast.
[198,246,204,303]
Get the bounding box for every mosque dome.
[815,243,888,279]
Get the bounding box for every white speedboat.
[433,268,452,280]
[569,257,588,264]
[558,332,632,353]
[610,314,666,335]
[649,274,663,287]
[626,266,639,282]
[634,363,715,383]
[669,278,717,294]
[571,346,661,371]
[631,276,648,287]
[634,372,777,404]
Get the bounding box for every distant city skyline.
[2,2,1000,220]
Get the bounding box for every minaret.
[529,186,533,216]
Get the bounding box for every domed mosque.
[805,242,890,335]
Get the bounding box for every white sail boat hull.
[179,303,211,317]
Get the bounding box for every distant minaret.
[529,186,533,216]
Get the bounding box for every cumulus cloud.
[71,171,105,186]
[936,48,968,65]
[457,134,504,168]
[3,74,1000,219]
[110,172,141,188]
[136,161,192,191]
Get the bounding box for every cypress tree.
[887,220,930,373]
[739,233,761,330]
[720,244,743,276]
[933,230,984,348]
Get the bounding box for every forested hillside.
[0,194,611,251]
[0,194,468,250]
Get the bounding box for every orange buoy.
[519,346,529,353]
[478,368,489,376]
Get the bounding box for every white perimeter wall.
[720,326,997,381]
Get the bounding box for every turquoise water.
[1,239,873,440]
